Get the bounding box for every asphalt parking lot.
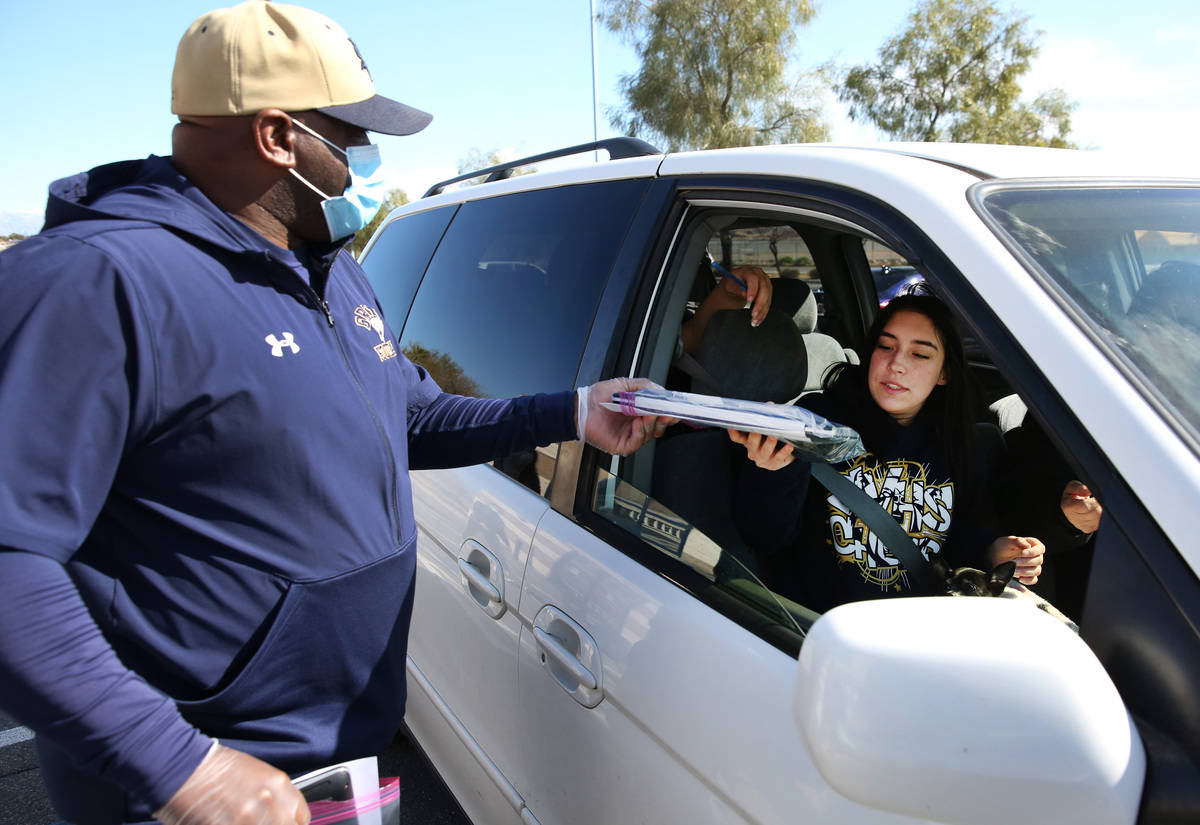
[0,710,467,825]
[0,710,57,825]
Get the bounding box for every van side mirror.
[794,598,1145,825]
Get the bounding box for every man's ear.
[252,109,297,169]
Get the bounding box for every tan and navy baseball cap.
[171,0,432,136]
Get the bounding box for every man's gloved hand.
[576,377,677,455]
[154,743,310,825]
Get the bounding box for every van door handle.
[458,540,505,619]
[533,627,598,690]
[458,558,501,602]
[531,605,604,708]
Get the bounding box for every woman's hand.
[728,428,794,470]
[680,265,774,354]
[987,536,1045,585]
[1060,480,1102,534]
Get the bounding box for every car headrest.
[1130,261,1200,332]
[988,393,1029,433]
[694,308,807,402]
[771,278,819,334]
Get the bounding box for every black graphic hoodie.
[735,383,998,613]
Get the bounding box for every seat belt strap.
[672,341,727,397]
[667,347,943,595]
[809,462,943,594]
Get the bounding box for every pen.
[710,260,748,291]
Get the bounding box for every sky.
[0,0,1197,235]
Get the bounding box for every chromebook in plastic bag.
[605,388,864,464]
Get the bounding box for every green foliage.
[347,188,409,258]
[599,0,829,151]
[962,87,1075,147]
[838,0,1076,147]
[2,233,27,242]
[402,343,483,397]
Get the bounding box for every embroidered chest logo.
[824,457,954,592]
[353,305,397,362]
[265,332,300,357]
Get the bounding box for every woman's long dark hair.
[823,287,976,486]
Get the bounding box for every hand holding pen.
[711,260,773,327]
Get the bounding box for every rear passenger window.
[864,240,924,309]
[361,204,456,330]
[399,179,650,491]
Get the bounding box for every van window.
[360,204,456,330]
[586,209,861,653]
[981,185,1200,443]
[400,179,651,491]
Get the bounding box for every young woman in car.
[728,289,1045,612]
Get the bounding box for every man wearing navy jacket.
[0,3,668,823]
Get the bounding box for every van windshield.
[980,185,1200,441]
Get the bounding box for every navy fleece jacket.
[0,156,576,823]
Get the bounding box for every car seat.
[989,393,1028,433]
[771,278,858,393]
[689,307,809,402]
[1129,261,1200,332]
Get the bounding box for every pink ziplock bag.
[307,776,400,825]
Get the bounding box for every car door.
[508,186,930,825]
[509,176,1160,825]
[362,177,660,824]
[516,504,850,825]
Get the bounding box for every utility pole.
[590,0,599,160]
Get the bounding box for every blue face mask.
[289,119,387,242]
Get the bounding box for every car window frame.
[568,180,941,654]
[387,177,657,495]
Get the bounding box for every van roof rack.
[422,137,661,198]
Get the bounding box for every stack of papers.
[604,387,864,464]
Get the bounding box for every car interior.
[588,205,1093,654]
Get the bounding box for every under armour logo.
[265,332,300,357]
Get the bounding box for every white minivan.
[360,141,1200,825]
